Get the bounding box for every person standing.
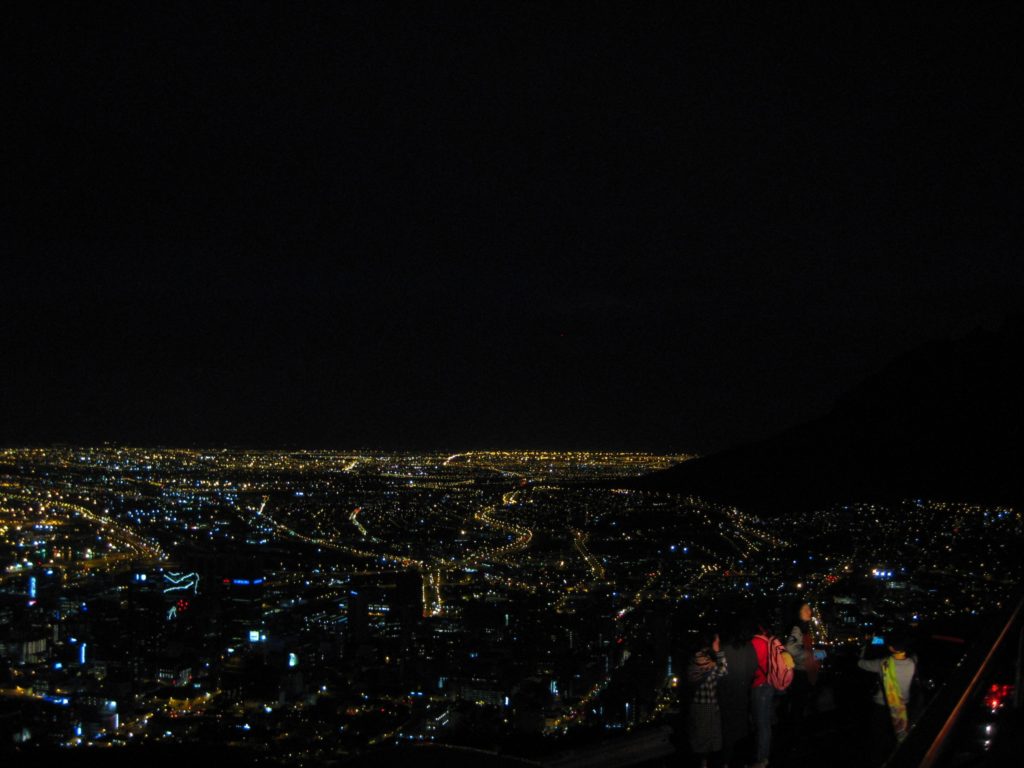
[716,613,758,768]
[685,630,728,768]
[749,622,776,768]
[783,600,821,739]
[858,631,916,750]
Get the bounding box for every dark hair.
[744,598,774,632]
[686,627,717,655]
[719,609,757,647]
[887,630,910,653]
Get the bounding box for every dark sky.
[4,3,1021,453]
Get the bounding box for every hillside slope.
[633,317,1023,512]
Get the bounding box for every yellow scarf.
[882,655,908,741]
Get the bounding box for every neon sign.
[163,571,200,594]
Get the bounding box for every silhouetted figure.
[858,630,916,760]
[685,630,728,768]
[716,613,758,768]
[749,621,777,768]
[782,600,821,745]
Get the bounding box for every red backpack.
[755,634,795,691]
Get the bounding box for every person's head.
[688,626,717,655]
[790,600,812,631]
[887,630,910,655]
[720,609,758,647]
[751,606,774,636]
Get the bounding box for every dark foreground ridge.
[630,315,1024,513]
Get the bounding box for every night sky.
[5,4,1021,452]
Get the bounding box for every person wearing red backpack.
[749,623,776,768]
[749,617,795,768]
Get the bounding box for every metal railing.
[886,593,1024,768]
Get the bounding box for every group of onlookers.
[682,601,916,767]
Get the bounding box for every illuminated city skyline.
[5,3,1023,764]
[3,446,1020,761]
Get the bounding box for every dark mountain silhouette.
[631,315,1024,512]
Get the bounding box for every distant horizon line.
[2,443,699,456]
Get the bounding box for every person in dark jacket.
[716,612,758,768]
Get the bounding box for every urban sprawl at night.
[2,447,1020,764]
